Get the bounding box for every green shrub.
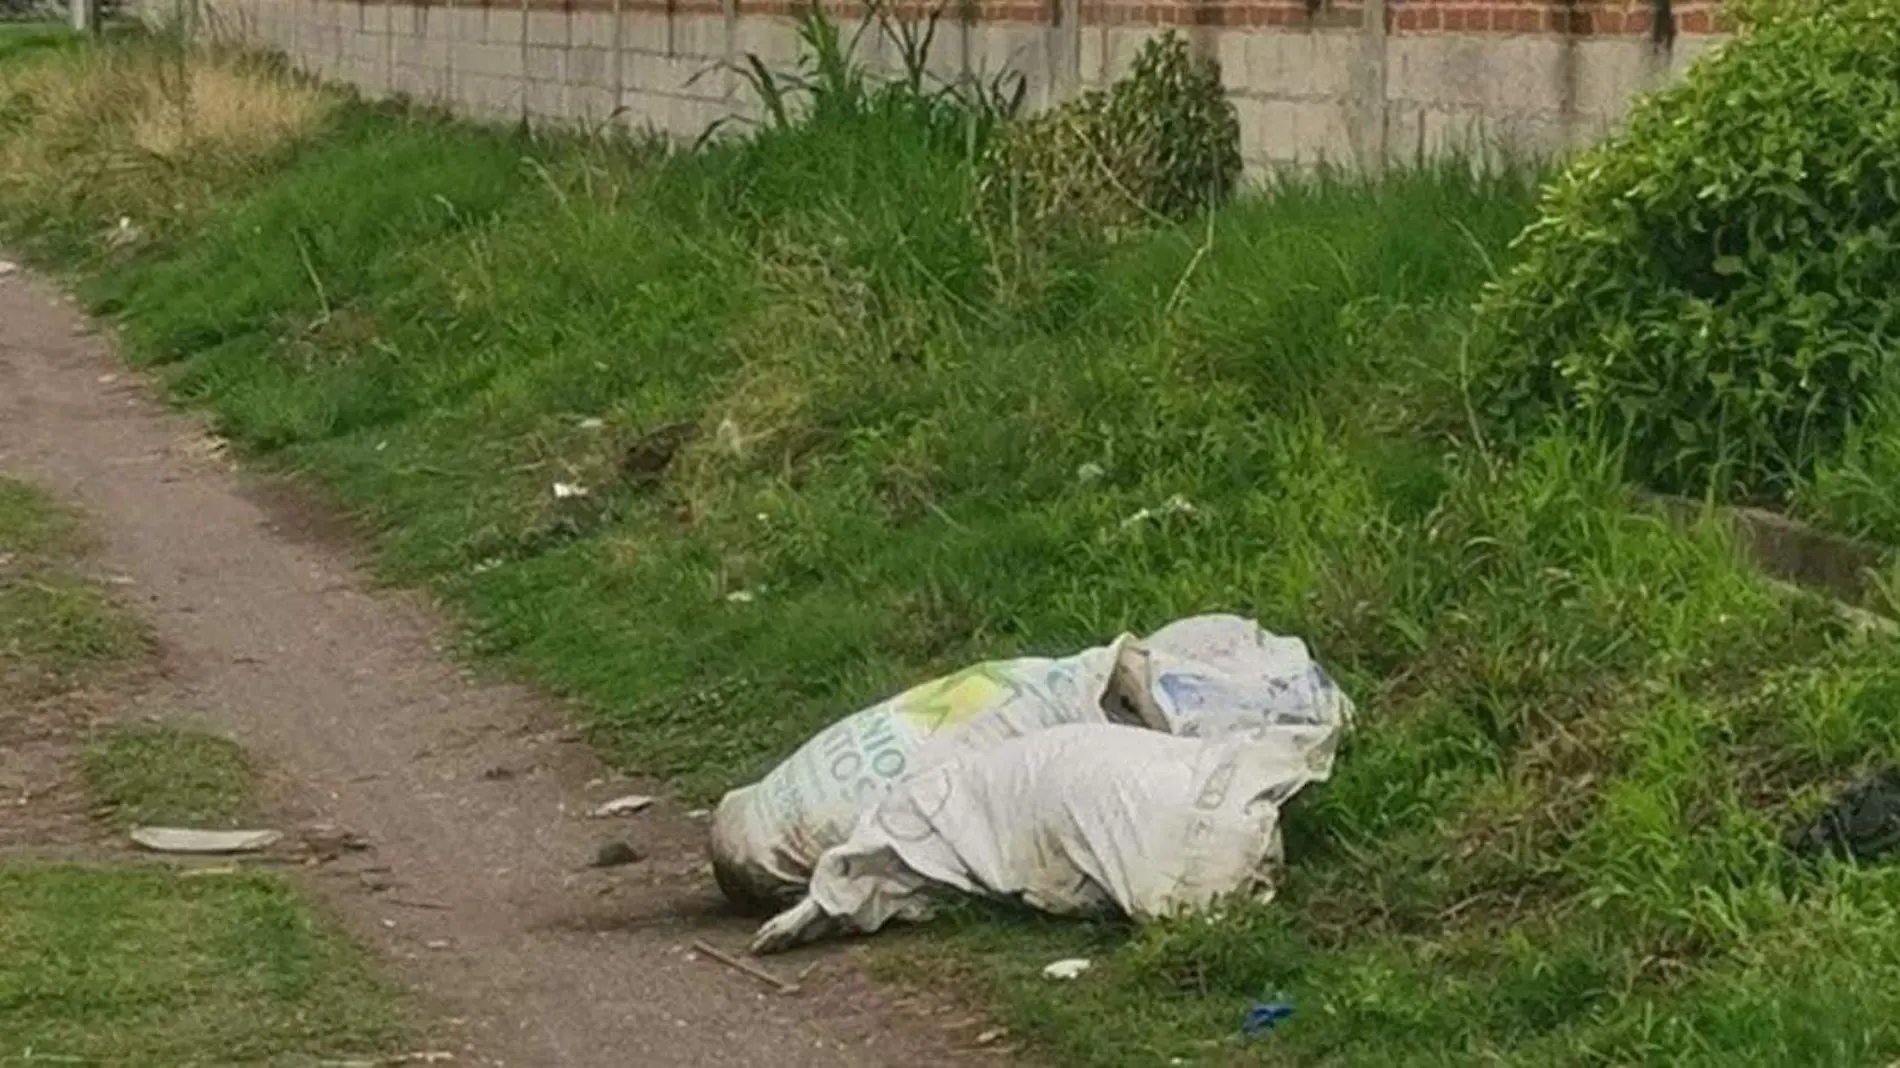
[979,31,1241,237]
[1471,0,1900,500]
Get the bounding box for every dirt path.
[0,270,1000,1067]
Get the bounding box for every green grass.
[83,723,257,829]
[0,22,75,64]
[7,28,1900,1067]
[0,866,409,1065]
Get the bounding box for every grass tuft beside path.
[84,723,258,829]
[5,25,1900,1067]
[0,478,146,701]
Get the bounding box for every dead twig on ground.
[690,939,800,995]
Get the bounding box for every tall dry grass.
[129,55,327,157]
[0,34,330,254]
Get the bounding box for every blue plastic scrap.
[1242,1000,1294,1038]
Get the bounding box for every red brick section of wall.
[1388,0,1724,35]
[329,0,1723,34]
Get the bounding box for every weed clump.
[979,31,1241,236]
[723,2,1023,151]
[1472,0,1900,501]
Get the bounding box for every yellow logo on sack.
[892,663,1016,733]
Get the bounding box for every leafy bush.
[1471,0,1900,500]
[979,31,1241,236]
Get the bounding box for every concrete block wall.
[183,0,1729,173]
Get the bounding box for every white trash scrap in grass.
[1042,958,1093,980]
[707,614,1353,943]
[589,794,655,818]
[106,216,142,250]
[1120,493,1199,529]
